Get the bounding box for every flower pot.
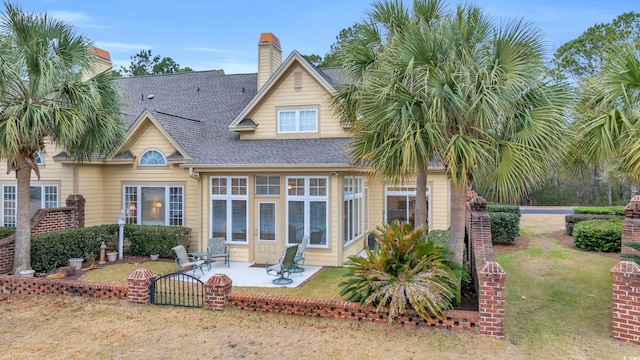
[150,254,160,261]
[106,252,118,262]
[19,269,35,278]
[68,258,84,270]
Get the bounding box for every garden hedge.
[573,206,625,216]
[0,227,16,239]
[486,204,520,244]
[573,219,622,252]
[30,224,191,272]
[565,214,622,236]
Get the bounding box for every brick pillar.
[478,261,506,339]
[66,194,85,229]
[204,274,232,310]
[622,196,640,257]
[0,235,15,274]
[127,268,154,305]
[611,261,640,343]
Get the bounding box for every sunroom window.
[287,176,328,246]
[2,184,58,227]
[210,177,248,243]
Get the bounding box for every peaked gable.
[229,51,336,131]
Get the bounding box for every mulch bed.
[37,255,174,281]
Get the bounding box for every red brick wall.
[0,194,85,274]
[466,195,506,339]
[227,293,479,330]
[0,274,127,299]
[611,261,640,343]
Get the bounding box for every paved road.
[520,208,573,215]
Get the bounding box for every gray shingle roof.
[116,68,352,167]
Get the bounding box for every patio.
[197,260,323,288]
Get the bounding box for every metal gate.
[150,272,204,308]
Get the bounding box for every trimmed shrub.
[125,225,191,258]
[31,224,118,272]
[488,212,520,244]
[487,204,521,218]
[573,219,622,252]
[565,214,622,236]
[574,207,625,216]
[0,227,16,239]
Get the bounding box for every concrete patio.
[197,260,323,288]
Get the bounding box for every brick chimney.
[257,33,282,90]
[83,47,113,80]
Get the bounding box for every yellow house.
[0,33,451,266]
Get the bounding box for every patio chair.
[172,245,205,277]
[266,244,299,285]
[207,237,230,268]
[292,235,309,273]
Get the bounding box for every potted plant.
[148,242,161,261]
[106,247,118,262]
[68,257,84,270]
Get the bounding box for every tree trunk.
[607,182,613,206]
[13,156,32,273]
[415,159,428,232]
[449,183,467,302]
[592,166,601,204]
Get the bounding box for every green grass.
[79,261,176,284]
[236,267,348,300]
[497,226,620,358]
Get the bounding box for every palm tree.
[0,2,124,273]
[332,0,570,269]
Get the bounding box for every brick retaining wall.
[0,274,127,299]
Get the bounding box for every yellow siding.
[240,63,349,141]
[76,165,106,227]
[128,121,176,158]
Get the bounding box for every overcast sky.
[16,0,639,73]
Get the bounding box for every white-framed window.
[277,109,318,133]
[139,149,166,166]
[258,202,276,241]
[286,176,328,246]
[255,175,280,196]
[385,185,431,230]
[2,184,58,227]
[210,176,248,243]
[34,151,43,165]
[123,185,183,226]
[343,176,363,245]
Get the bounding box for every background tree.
[332,0,570,275]
[0,2,125,273]
[118,49,192,76]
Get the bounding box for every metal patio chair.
[206,237,230,268]
[172,245,205,277]
[292,235,309,273]
[266,244,299,285]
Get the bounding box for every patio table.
[191,251,210,270]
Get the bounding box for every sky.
[15,0,640,74]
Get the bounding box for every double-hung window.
[286,176,328,246]
[210,177,248,243]
[123,185,184,226]
[343,177,363,245]
[277,109,318,133]
[2,184,58,227]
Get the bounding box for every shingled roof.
[116,68,351,168]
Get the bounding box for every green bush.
[340,221,463,322]
[574,207,625,216]
[0,227,16,239]
[31,224,118,272]
[125,225,191,258]
[573,219,622,252]
[427,230,449,248]
[565,214,622,236]
[487,204,521,218]
[488,212,520,244]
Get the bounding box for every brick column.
[204,274,232,310]
[478,261,506,339]
[127,268,154,305]
[622,196,640,257]
[66,194,86,229]
[611,261,640,343]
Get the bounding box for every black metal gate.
[150,272,204,308]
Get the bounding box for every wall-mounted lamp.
[331,171,338,176]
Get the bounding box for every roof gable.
[229,51,336,130]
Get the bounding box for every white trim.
[122,185,184,226]
[139,149,167,166]
[209,176,249,244]
[285,176,329,247]
[2,183,58,227]
[384,184,432,230]
[277,108,318,133]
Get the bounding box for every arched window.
[139,150,166,165]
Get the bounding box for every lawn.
[2,214,639,359]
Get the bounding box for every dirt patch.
[550,229,619,259]
[493,235,531,256]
